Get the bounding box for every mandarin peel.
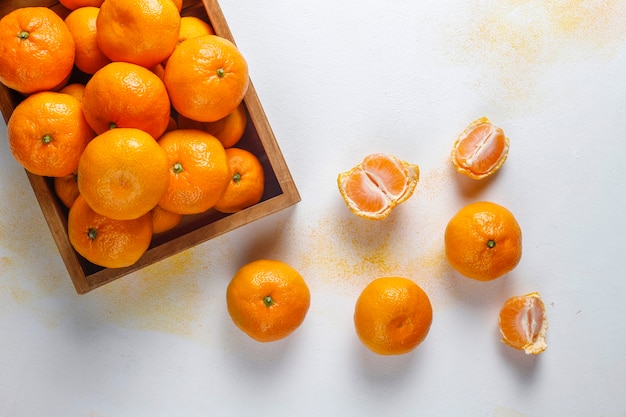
[452,117,510,180]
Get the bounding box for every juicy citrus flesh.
[226,259,311,342]
[354,277,433,355]
[499,292,548,354]
[452,117,509,180]
[445,201,522,281]
[68,195,153,268]
[157,129,231,215]
[338,153,419,220]
[214,147,265,213]
[77,128,170,220]
[7,91,94,177]
[0,7,75,94]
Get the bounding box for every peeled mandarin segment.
[498,292,548,355]
[452,117,510,180]
[339,168,390,217]
[337,154,419,220]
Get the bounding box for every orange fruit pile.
[226,259,311,342]
[0,4,265,269]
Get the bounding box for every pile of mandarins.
[0,0,265,269]
[0,0,547,358]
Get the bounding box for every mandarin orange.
[499,292,548,354]
[354,277,433,355]
[59,0,104,9]
[214,147,265,213]
[96,0,180,68]
[150,205,183,234]
[445,201,522,281]
[7,92,94,177]
[59,83,86,102]
[157,129,231,215]
[0,7,75,94]
[64,6,111,75]
[177,102,247,148]
[81,62,171,139]
[452,117,509,180]
[77,128,170,220]
[227,259,311,342]
[164,34,249,122]
[54,173,80,208]
[68,195,153,268]
[337,153,419,220]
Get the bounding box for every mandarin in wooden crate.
[0,0,300,294]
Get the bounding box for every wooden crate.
[0,0,300,294]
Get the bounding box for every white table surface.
[1,1,625,416]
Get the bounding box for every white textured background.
[1,0,625,416]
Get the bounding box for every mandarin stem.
[487,239,496,248]
[17,31,29,40]
[87,228,97,240]
[263,295,274,307]
[42,134,52,144]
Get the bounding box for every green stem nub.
[17,31,29,40]
[232,172,241,183]
[42,134,52,145]
[263,295,274,307]
[216,68,225,78]
[87,228,98,240]
[486,239,496,249]
[109,122,117,130]
[172,162,184,174]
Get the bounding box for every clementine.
[54,173,80,208]
[81,62,171,139]
[226,259,311,342]
[164,34,249,122]
[499,292,548,354]
[0,7,75,94]
[77,128,170,220]
[445,201,522,281]
[68,195,153,268]
[354,277,433,355]
[214,148,265,213]
[177,102,247,148]
[151,205,183,234]
[96,0,180,68]
[7,91,94,177]
[157,129,231,215]
[452,117,509,180]
[59,0,104,9]
[64,6,111,75]
[337,153,419,220]
[59,83,86,102]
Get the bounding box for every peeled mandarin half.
[337,153,419,220]
[452,117,509,180]
[498,292,548,355]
